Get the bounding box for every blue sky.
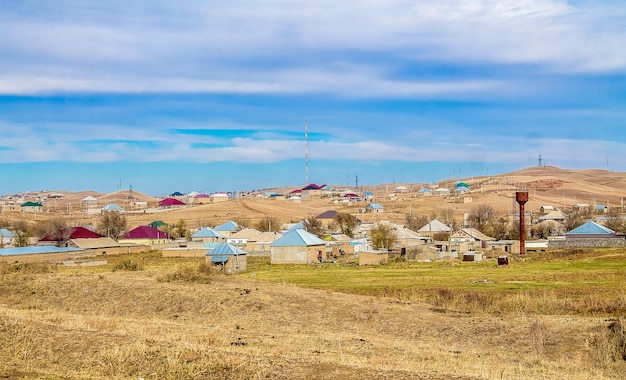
[1,1,625,195]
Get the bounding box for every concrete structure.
[118,225,171,246]
[0,229,14,247]
[365,203,384,213]
[359,250,389,266]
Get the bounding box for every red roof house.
[39,227,102,243]
[121,226,171,240]
[159,197,186,207]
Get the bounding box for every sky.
[1,1,625,196]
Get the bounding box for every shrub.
[112,259,140,272]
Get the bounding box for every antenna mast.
[305,119,309,186]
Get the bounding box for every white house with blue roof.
[205,242,246,274]
[365,203,384,213]
[191,227,226,247]
[270,228,327,264]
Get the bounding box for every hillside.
[1,166,625,228]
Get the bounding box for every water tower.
[516,191,529,254]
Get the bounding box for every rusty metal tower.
[516,191,529,254]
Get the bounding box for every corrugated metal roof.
[192,227,225,238]
[103,203,123,211]
[366,203,384,209]
[122,225,170,239]
[0,246,82,256]
[214,221,239,231]
[567,221,615,235]
[418,219,451,233]
[210,255,230,263]
[207,243,246,255]
[270,229,325,247]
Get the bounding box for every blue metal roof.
[214,221,239,231]
[0,229,14,238]
[366,203,384,209]
[192,227,225,238]
[0,246,82,256]
[210,255,230,263]
[288,221,305,231]
[270,229,326,247]
[567,221,615,235]
[206,243,246,255]
[102,203,122,211]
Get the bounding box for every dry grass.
[0,259,625,379]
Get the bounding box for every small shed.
[205,243,246,274]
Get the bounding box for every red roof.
[302,183,326,190]
[122,226,171,240]
[39,227,102,242]
[159,197,186,206]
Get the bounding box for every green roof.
[21,201,42,207]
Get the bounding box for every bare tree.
[256,216,280,232]
[97,212,127,240]
[303,216,325,237]
[604,209,624,233]
[370,223,397,250]
[35,217,69,247]
[406,214,429,232]
[333,212,357,237]
[12,220,31,247]
[469,204,496,232]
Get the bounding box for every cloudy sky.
[1,1,625,195]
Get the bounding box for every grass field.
[1,249,625,379]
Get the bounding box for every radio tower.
[537,154,543,167]
[305,119,309,186]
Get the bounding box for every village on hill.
[1,165,626,267]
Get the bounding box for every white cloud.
[0,1,624,96]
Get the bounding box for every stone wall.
[548,238,626,249]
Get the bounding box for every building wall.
[549,238,626,249]
[162,248,208,258]
[359,251,388,266]
[270,244,325,264]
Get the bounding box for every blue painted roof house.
[566,221,616,237]
[214,221,239,232]
[192,227,225,239]
[270,229,326,247]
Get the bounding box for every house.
[365,203,384,213]
[537,210,566,223]
[38,227,103,247]
[205,243,246,274]
[158,197,186,208]
[102,203,123,213]
[270,229,327,264]
[214,221,239,237]
[363,191,375,201]
[0,229,14,247]
[211,192,229,203]
[227,228,262,246]
[433,188,451,197]
[540,205,555,214]
[21,201,43,213]
[417,187,432,197]
[418,219,452,237]
[251,231,283,253]
[324,233,354,256]
[450,228,494,251]
[119,226,171,245]
[595,205,608,214]
[566,221,618,239]
[191,227,226,247]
